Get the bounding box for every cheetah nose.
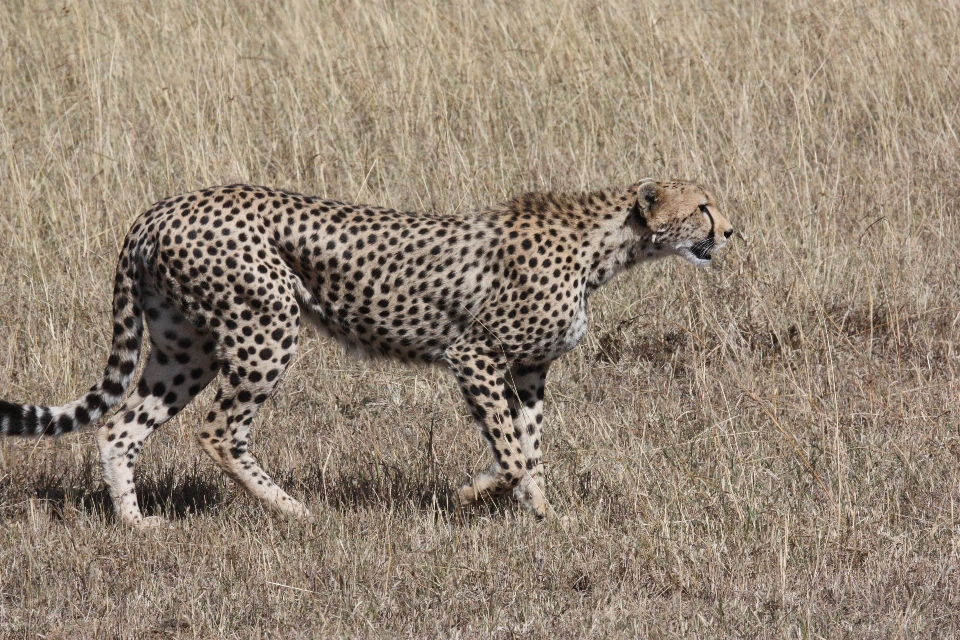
[724,228,734,239]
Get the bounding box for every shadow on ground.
[281,460,466,515]
[1,457,522,524]
[0,462,224,523]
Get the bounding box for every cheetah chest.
[532,295,589,362]
[558,300,589,352]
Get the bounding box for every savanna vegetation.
[1,0,958,636]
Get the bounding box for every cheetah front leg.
[445,344,527,508]
[507,363,556,520]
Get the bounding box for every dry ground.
[1,0,959,637]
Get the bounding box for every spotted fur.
[1,179,733,527]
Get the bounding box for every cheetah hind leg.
[95,293,219,528]
[195,377,313,523]
[194,316,313,524]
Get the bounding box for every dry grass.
[1,0,959,637]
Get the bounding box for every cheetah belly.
[297,282,470,362]
[493,294,588,365]
[288,248,491,363]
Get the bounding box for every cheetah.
[0,179,733,527]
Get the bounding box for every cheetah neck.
[581,189,655,295]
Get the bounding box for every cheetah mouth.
[690,236,716,260]
[676,238,716,266]
[691,244,713,261]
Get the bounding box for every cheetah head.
[630,179,734,267]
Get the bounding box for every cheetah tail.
[0,238,144,437]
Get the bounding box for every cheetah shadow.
[6,462,513,525]
[282,462,516,519]
[284,461,459,514]
[9,465,223,524]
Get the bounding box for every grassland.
[1,0,959,637]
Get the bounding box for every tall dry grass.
[1,0,959,637]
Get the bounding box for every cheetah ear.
[626,180,662,230]
[637,180,662,211]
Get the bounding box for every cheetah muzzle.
[1,178,733,527]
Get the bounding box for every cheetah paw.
[456,484,484,508]
[277,499,315,523]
